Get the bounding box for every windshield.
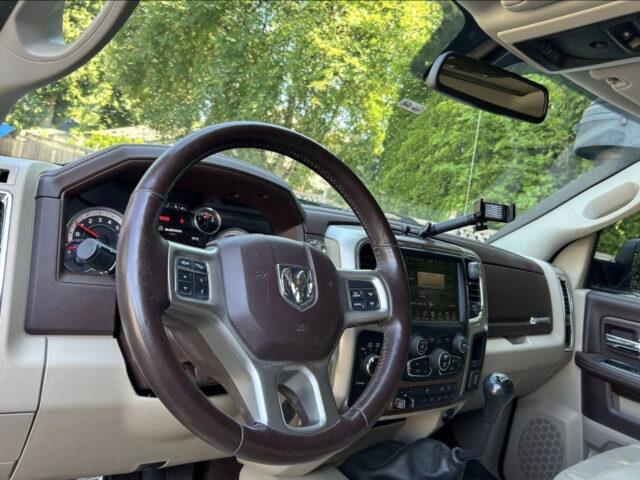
[5,0,639,241]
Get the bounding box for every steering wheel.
[117,122,411,464]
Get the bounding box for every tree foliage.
[6,0,599,227]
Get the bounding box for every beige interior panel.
[0,463,13,480]
[462,259,571,412]
[553,236,597,294]
[500,284,586,479]
[12,337,233,480]
[493,161,640,260]
[614,395,640,420]
[0,414,32,463]
[583,416,638,455]
[0,157,51,416]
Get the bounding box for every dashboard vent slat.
[467,262,484,322]
[559,277,574,351]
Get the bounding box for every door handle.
[605,333,640,356]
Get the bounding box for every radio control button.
[410,335,428,356]
[453,333,468,355]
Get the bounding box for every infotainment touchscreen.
[404,252,459,322]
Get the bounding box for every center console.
[348,245,488,413]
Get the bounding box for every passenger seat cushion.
[555,444,640,480]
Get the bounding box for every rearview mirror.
[426,52,548,124]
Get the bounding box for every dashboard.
[0,144,573,479]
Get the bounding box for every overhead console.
[349,244,488,414]
[514,13,640,71]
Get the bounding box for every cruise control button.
[176,258,192,269]
[195,273,208,286]
[178,281,194,297]
[177,269,193,282]
[192,261,207,273]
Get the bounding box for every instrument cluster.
[64,202,250,274]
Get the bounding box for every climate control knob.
[410,334,428,357]
[362,353,380,377]
[453,333,469,355]
[430,348,451,372]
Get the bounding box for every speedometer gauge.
[64,207,123,272]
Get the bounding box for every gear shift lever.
[454,372,515,462]
[340,372,515,480]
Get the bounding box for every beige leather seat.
[555,445,640,479]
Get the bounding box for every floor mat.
[463,460,499,480]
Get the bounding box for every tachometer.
[64,207,123,272]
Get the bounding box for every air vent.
[358,243,376,270]
[467,262,484,323]
[558,277,574,351]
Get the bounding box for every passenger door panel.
[577,291,640,440]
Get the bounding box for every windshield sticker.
[397,98,427,115]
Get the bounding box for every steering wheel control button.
[175,257,210,300]
[178,281,194,297]
[176,258,192,269]
[365,298,379,310]
[364,289,379,309]
[350,289,364,301]
[192,260,207,273]
[177,269,193,283]
[347,281,380,311]
[195,284,209,300]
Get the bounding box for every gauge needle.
[75,222,98,238]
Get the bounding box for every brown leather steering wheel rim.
[117,121,411,464]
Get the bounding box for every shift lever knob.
[454,372,515,463]
[482,372,515,425]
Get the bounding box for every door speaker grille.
[517,417,564,480]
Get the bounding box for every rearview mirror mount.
[425,52,548,124]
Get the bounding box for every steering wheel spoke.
[230,357,339,433]
[338,268,391,328]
